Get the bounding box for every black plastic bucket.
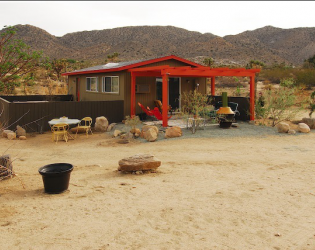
[38,163,73,194]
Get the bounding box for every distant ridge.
[2,24,315,66]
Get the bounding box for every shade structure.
[129,66,260,127]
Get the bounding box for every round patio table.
[48,118,80,126]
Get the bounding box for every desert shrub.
[260,68,297,84]
[256,87,307,126]
[181,90,209,117]
[125,115,141,130]
[280,77,296,88]
[309,91,315,118]
[295,69,315,89]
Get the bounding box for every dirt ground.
[1,121,315,250]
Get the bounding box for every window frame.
[101,76,119,94]
[86,77,98,92]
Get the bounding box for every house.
[62,55,260,127]
[62,55,207,117]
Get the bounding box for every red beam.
[130,73,136,117]
[250,76,255,121]
[162,74,168,127]
[211,77,215,96]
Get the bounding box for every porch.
[129,65,260,127]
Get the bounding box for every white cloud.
[0,1,314,37]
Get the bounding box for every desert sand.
[1,124,315,250]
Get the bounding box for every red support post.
[249,76,255,121]
[130,73,136,117]
[211,77,215,96]
[162,74,168,127]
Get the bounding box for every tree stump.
[0,155,13,180]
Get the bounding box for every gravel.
[112,120,313,143]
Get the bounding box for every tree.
[246,60,265,69]
[0,26,42,94]
[107,52,120,63]
[203,57,214,67]
[51,58,67,80]
[303,54,315,68]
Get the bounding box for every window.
[86,77,98,92]
[102,76,119,93]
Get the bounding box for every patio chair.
[154,100,172,114]
[138,102,154,116]
[138,102,172,121]
[75,117,93,138]
[51,123,69,143]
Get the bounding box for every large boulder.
[298,123,310,133]
[7,132,16,140]
[118,154,161,172]
[165,126,182,138]
[94,116,109,132]
[277,122,290,133]
[16,125,26,137]
[301,118,315,129]
[141,125,159,138]
[2,130,13,138]
[143,128,158,142]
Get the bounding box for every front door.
[156,77,180,110]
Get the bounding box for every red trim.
[62,55,203,76]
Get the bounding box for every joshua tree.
[203,57,214,67]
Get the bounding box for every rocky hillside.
[2,24,315,66]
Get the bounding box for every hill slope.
[2,24,315,66]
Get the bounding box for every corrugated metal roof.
[62,55,203,76]
[70,58,148,73]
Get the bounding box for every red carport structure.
[129,66,260,127]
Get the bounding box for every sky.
[1,1,315,37]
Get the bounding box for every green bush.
[295,69,315,89]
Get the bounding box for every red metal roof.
[62,55,203,76]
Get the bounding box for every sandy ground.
[1,123,315,250]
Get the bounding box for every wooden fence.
[0,95,124,132]
[208,95,250,121]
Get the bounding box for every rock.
[120,132,134,140]
[130,128,141,134]
[301,118,315,129]
[143,128,158,142]
[298,123,310,133]
[287,129,296,135]
[118,154,161,172]
[165,126,182,138]
[107,123,117,132]
[19,136,27,140]
[2,130,13,138]
[117,139,129,144]
[113,130,122,137]
[7,132,16,140]
[277,122,290,133]
[94,116,108,132]
[16,125,26,137]
[140,125,159,138]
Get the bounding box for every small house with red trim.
[63,55,207,118]
[62,55,260,127]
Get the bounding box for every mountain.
[2,24,315,66]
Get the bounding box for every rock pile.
[277,122,310,134]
